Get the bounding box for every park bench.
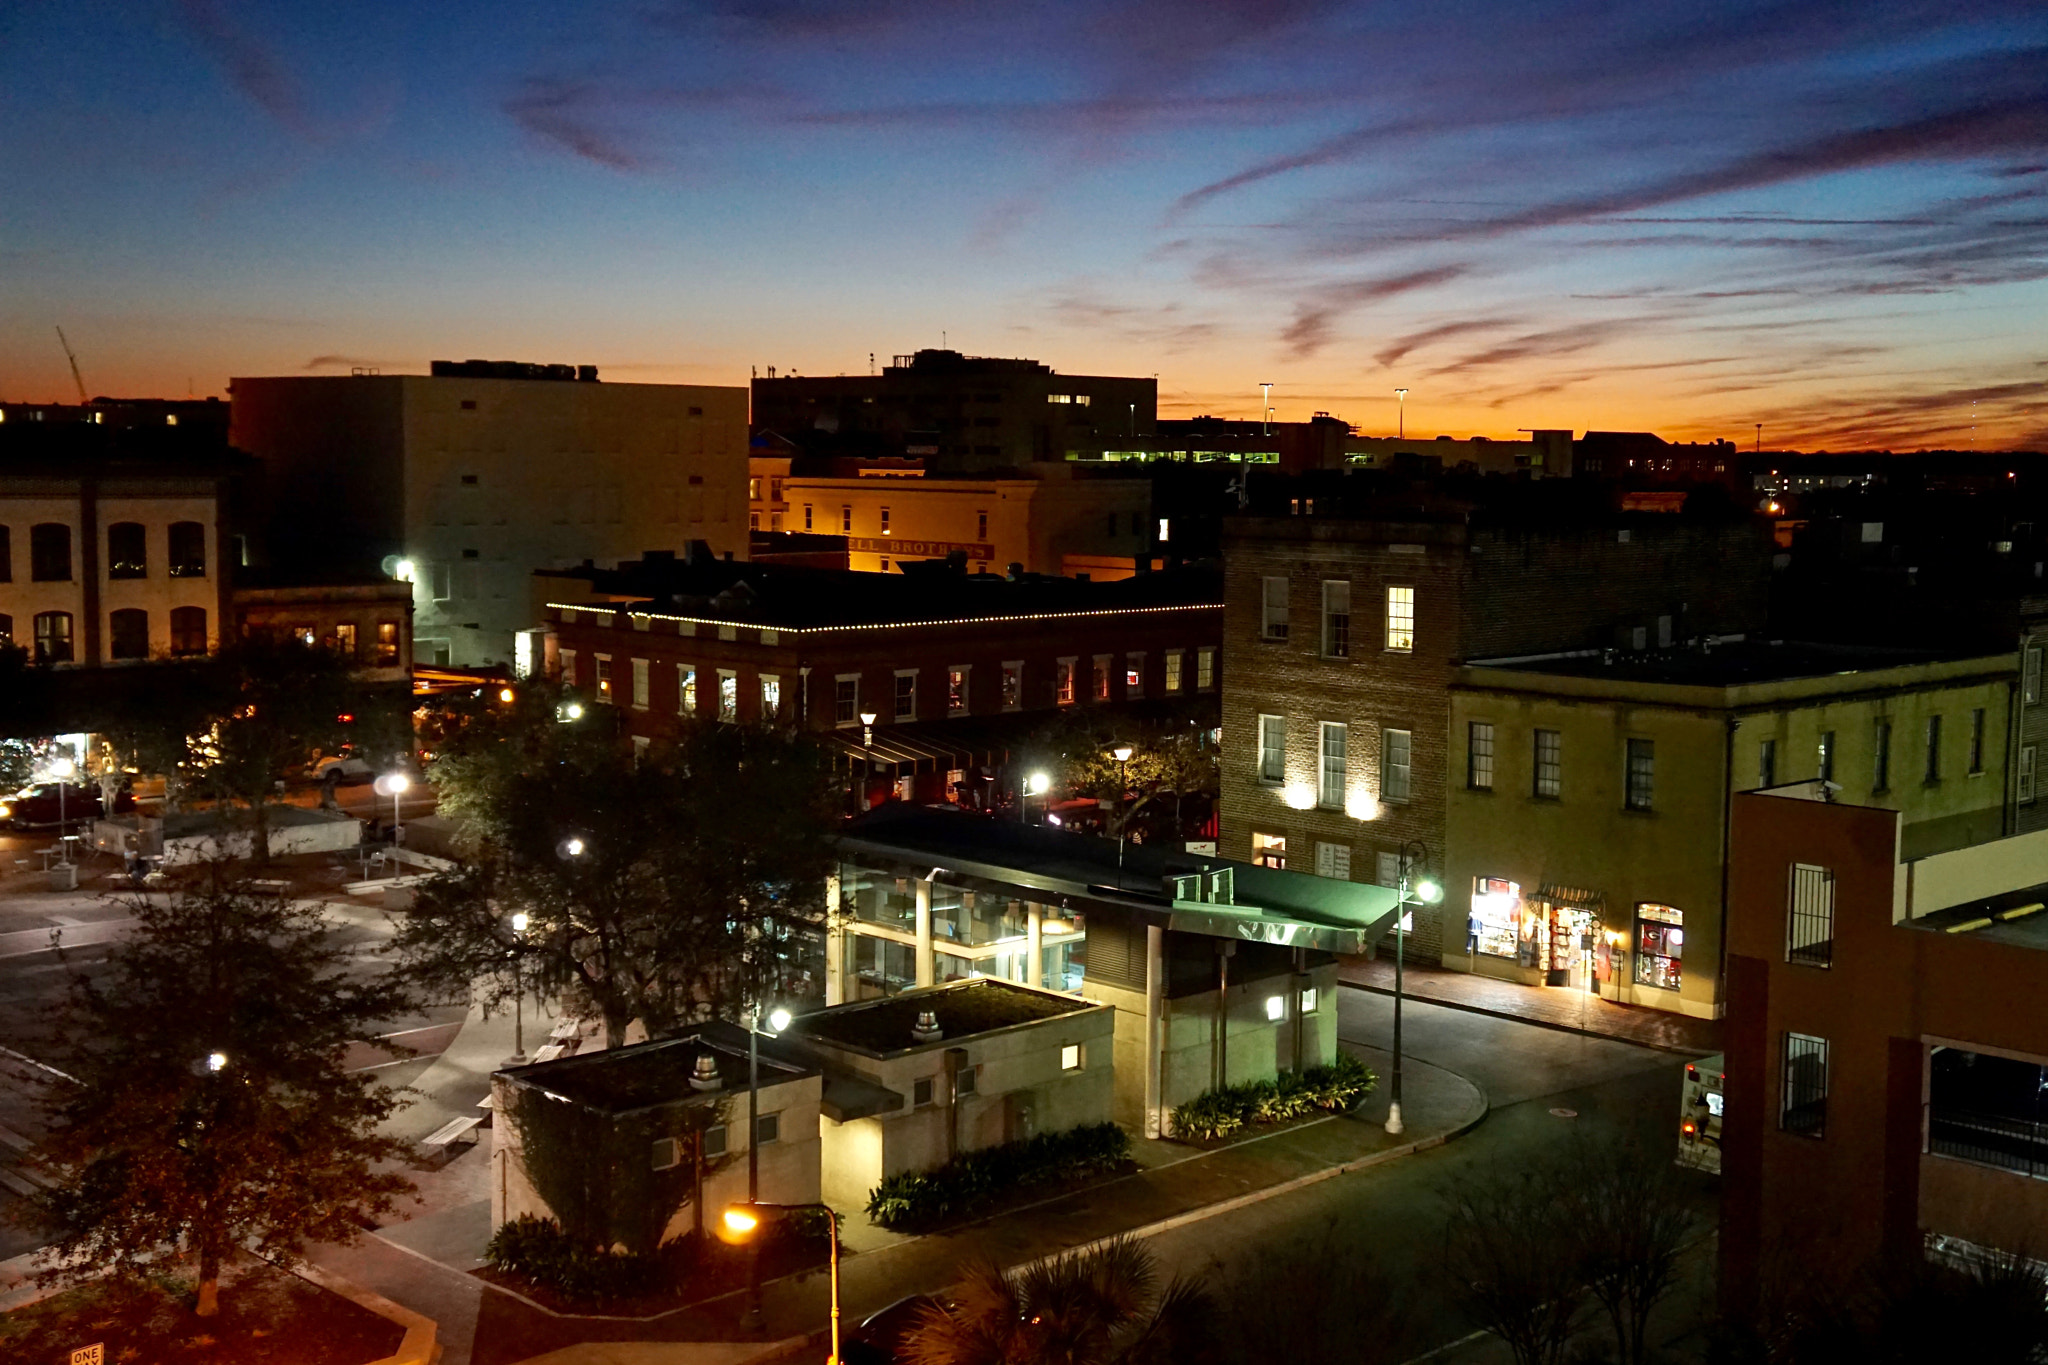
[248,878,290,897]
[421,1116,482,1156]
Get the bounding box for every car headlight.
[0,804,11,819]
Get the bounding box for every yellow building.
[1445,641,2014,1019]
[781,463,1153,578]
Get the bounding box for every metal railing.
[1928,1106,2048,1180]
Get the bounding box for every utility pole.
[1395,388,1409,440]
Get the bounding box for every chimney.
[688,1052,723,1092]
[911,1009,943,1043]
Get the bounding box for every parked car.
[310,747,376,782]
[2,781,134,830]
[842,1293,948,1365]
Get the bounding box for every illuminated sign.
[846,537,995,559]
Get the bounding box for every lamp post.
[858,711,877,810]
[48,756,75,863]
[742,1003,793,1328]
[505,911,531,1066]
[724,1203,840,1365]
[374,771,410,846]
[1259,381,1274,436]
[1386,839,1441,1136]
[1025,770,1050,825]
[1394,388,1409,440]
[1110,746,1135,885]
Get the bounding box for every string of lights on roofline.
[543,602,1222,636]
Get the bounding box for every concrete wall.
[489,1073,822,1248]
[1901,823,2048,918]
[805,998,1115,1209]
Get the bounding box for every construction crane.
[55,326,88,404]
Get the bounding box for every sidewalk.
[314,1041,1486,1365]
[1339,955,1723,1056]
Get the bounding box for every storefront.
[1463,877,1615,991]
[1467,877,1528,964]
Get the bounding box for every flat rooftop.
[497,1021,816,1112]
[792,979,1093,1055]
[1905,885,2048,954]
[543,554,1219,632]
[1472,639,1987,688]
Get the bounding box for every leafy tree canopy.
[25,873,421,1317]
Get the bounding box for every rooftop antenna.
[55,327,87,404]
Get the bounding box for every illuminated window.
[1056,658,1077,705]
[33,610,73,663]
[760,673,781,720]
[1385,585,1414,652]
[679,665,697,715]
[718,669,737,722]
[1125,652,1144,699]
[631,658,650,710]
[375,620,399,665]
[1164,650,1184,694]
[881,507,891,534]
[1092,655,1111,701]
[1061,1045,1080,1071]
[594,654,612,696]
[947,666,969,716]
[1001,662,1022,710]
[1196,647,1215,691]
[1252,832,1286,869]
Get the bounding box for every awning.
[821,1072,907,1122]
[1535,884,1605,911]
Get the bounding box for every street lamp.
[858,712,878,810]
[1394,388,1409,440]
[1109,746,1135,884]
[48,756,75,864]
[723,1202,841,1365]
[1259,382,1273,437]
[1025,770,1050,825]
[742,1002,793,1327]
[506,911,531,1066]
[1386,839,1441,1136]
[373,771,410,847]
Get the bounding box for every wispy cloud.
[174,0,317,136]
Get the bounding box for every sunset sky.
[3,1,2045,449]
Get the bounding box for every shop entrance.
[1534,886,1605,991]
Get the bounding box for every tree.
[1440,1157,1589,1365]
[903,1236,1214,1365]
[1024,704,1219,840]
[1207,1216,1421,1364]
[1573,1136,1695,1365]
[398,687,839,1048]
[22,871,420,1316]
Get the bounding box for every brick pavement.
[1339,954,1723,1055]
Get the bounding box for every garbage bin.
[48,863,79,891]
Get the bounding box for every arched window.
[169,606,208,656]
[0,525,11,582]
[168,522,206,577]
[30,524,71,582]
[33,611,73,663]
[109,608,150,660]
[107,523,147,579]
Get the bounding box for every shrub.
[866,1121,1132,1231]
[1168,1054,1377,1141]
[484,1214,659,1302]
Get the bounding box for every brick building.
[542,551,1221,802]
[231,568,415,685]
[1722,784,2048,1301]
[1219,496,1771,959]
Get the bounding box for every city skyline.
[4,0,2045,450]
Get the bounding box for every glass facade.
[835,859,1085,998]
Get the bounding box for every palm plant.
[902,1236,1214,1365]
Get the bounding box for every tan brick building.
[1219,501,1772,960]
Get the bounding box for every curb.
[294,1258,440,1365]
[1338,980,1720,1058]
[1015,1096,1491,1274]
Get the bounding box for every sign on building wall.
[846,537,995,560]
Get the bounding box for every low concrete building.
[490,1023,822,1251]
[787,979,1115,1209]
[831,806,1400,1134]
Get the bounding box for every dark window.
[107,522,147,579]
[33,611,73,663]
[703,1125,727,1157]
[1534,730,1562,798]
[1787,864,1834,967]
[913,1077,933,1106]
[955,1068,977,1097]
[0,524,10,581]
[1817,730,1835,782]
[168,522,206,577]
[1872,721,1891,791]
[30,523,71,581]
[1758,738,1776,788]
[109,608,149,660]
[754,1113,779,1145]
[1625,739,1654,810]
[1780,1033,1829,1137]
[169,606,207,656]
[460,474,479,485]
[1468,722,1495,790]
[459,399,476,411]
[1970,708,1986,774]
[1924,715,1942,784]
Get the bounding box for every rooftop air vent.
[911,1009,943,1043]
[688,1052,723,1092]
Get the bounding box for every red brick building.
[541,551,1221,801]
[1723,784,2048,1300]
[1220,495,1770,958]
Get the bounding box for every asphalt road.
[1141,986,1716,1365]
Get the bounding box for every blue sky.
[3,0,2045,448]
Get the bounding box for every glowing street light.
[859,712,878,810]
[373,771,410,847]
[1394,388,1409,439]
[1110,745,1136,887]
[722,1202,841,1365]
[207,1051,228,1073]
